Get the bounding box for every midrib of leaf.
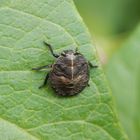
[0,0,128,140]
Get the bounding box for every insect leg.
[32,64,52,71]
[39,73,49,89]
[44,41,59,58]
[88,61,98,68]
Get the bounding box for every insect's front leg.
[32,64,52,71]
[88,61,98,68]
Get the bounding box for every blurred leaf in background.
[74,1,140,140]
[106,25,140,140]
[74,0,140,36]
[74,0,140,60]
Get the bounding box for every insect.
[32,42,98,96]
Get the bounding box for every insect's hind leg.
[39,73,49,89]
[32,64,52,71]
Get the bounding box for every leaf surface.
[0,0,127,139]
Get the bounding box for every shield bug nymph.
[32,42,98,96]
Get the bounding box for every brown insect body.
[50,50,89,96]
[32,42,97,97]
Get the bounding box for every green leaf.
[75,0,140,35]
[0,0,127,139]
[106,25,140,140]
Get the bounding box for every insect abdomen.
[50,59,89,96]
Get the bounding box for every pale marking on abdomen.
[67,53,75,80]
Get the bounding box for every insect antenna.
[74,47,80,55]
[43,41,59,58]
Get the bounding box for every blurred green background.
[74,0,140,140]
